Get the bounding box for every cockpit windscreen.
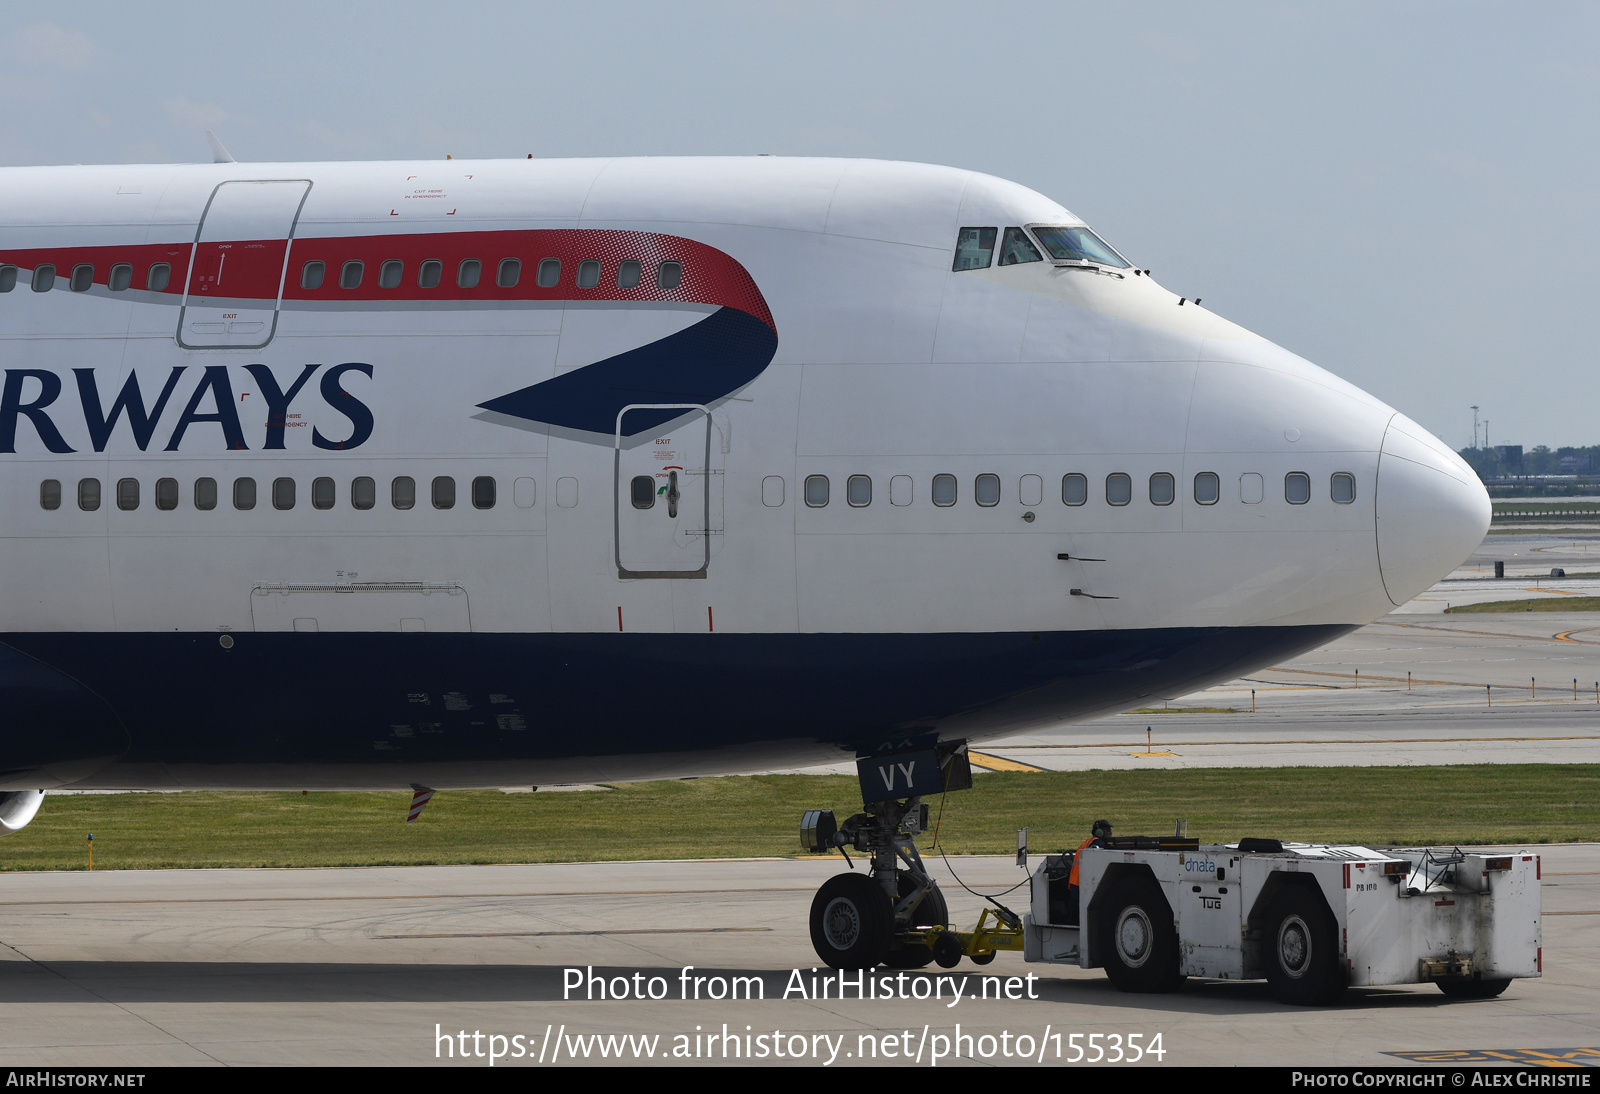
[1031,226,1131,269]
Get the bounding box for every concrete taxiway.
[1,851,1595,1068]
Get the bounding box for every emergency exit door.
[615,405,712,578]
[178,180,311,349]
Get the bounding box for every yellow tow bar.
[904,908,1024,968]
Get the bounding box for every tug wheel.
[810,873,893,969]
[1438,977,1511,999]
[1094,874,1184,993]
[1264,887,1347,1005]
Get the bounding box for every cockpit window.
[997,228,1042,266]
[952,227,996,271]
[1031,225,1131,269]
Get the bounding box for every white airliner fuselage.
[0,156,1488,799]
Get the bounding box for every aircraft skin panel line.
[0,156,1489,793]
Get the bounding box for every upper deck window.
[952,227,996,271]
[1031,225,1131,269]
[997,228,1042,266]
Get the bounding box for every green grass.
[1449,597,1600,613]
[9,765,1598,871]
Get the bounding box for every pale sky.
[2,2,1594,450]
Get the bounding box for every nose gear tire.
[810,873,894,970]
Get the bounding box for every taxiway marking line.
[966,750,1046,772]
[375,926,772,939]
[1375,620,1600,645]
[0,887,820,907]
[1544,911,1600,916]
[984,735,1600,749]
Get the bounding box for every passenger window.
[1285,472,1310,505]
[952,228,997,271]
[890,475,912,507]
[33,264,56,292]
[117,478,139,510]
[194,477,217,511]
[78,478,101,511]
[300,261,325,290]
[155,478,178,510]
[433,476,456,509]
[457,259,481,289]
[1193,471,1220,505]
[847,475,871,507]
[339,260,363,289]
[576,259,601,289]
[975,474,1000,507]
[932,474,957,507]
[109,264,133,292]
[0,265,16,292]
[273,478,295,510]
[1331,472,1356,504]
[514,477,537,508]
[536,258,560,288]
[555,477,578,508]
[804,475,829,508]
[351,476,376,510]
[378,260,403,289]
[762,476,784,507]
[472,476,496,509]
[1106,473,1132,506]
[392,476,416,510]
[1062,473,1087,506]
[233,477,256,510]
[418,259,442,288]
[312,477,335,510]
[997,228,1043,266]
[617,259,642,289]
[40,479,60,510]
[631,475,656,509]
[147,263,171,292]
[657,261,683,290]
[496,259,521,288]
[71,264,94,292]
[1149,472,1175,506]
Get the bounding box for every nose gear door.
[615,404,711,578]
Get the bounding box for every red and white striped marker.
[407,784,435,823]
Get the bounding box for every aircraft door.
[178,180,311,349]
[615,405,713,578]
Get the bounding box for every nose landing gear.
[801,741,982,969]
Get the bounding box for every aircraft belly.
[3,625,1348,790]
